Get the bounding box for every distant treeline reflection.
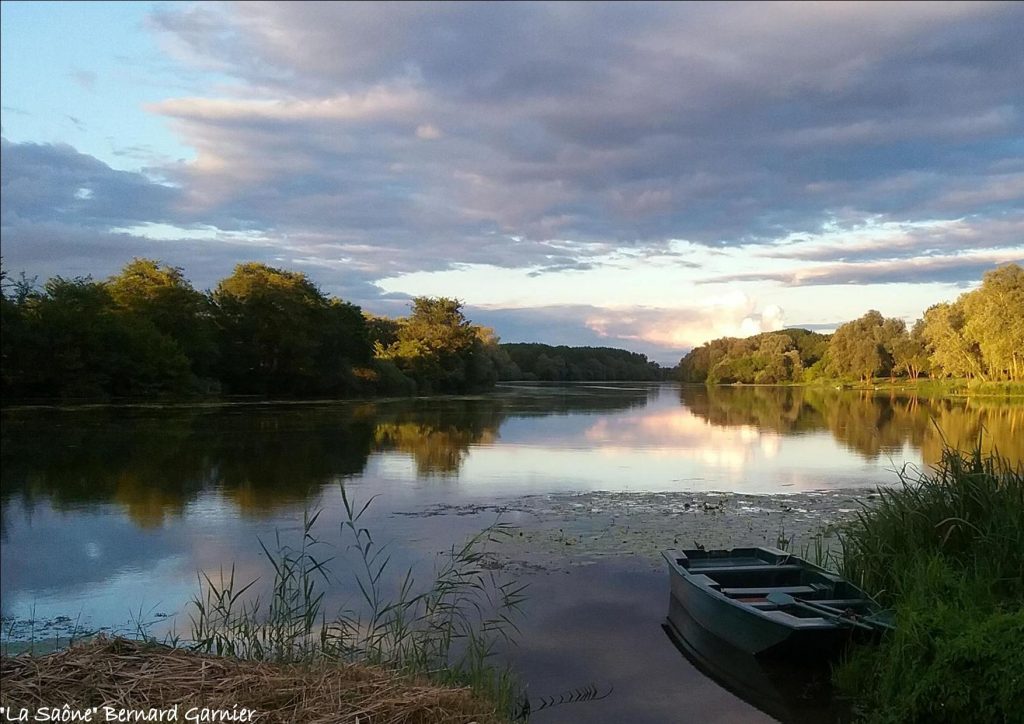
[2,387,1021,529]
[681,386,1024,466]
[0,387,654,527]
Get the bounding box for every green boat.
[663,546,891,659]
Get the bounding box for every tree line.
[677,263,1024,384]
[499,343,666,382]
[0,258,514,401]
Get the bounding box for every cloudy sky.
[2,1,1022,363]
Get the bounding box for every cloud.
[70,69,97,91]
[0,138,182,228]
[584,298,786,351]
[151,86,424,123]
[415,124,442,140]
[3,3,1022,356]
[708,251,1024,286]
[760,214,1024,264]
[469,294,789,364]
[139,1,1022,260]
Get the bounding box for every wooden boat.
[663,546,890,660]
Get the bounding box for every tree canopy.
[212,262,372,395]
[676,263,1024,384]
[499,343,664,382]
[1,262,514,401]
[376,297,511,393]
[677,329,828,385]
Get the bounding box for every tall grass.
[838,446,1024,604]
[189,484,527,717]
[833,444,1024,723]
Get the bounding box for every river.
[2,383,1021,722]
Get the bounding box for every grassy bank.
[708,378,1024,397]
[829,378,1024,397]
[832,446,1024,723]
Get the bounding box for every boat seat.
[809,599,872,608]
[689,563,804,575]
[722,585,817,597]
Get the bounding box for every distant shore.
[694,378,1024,397]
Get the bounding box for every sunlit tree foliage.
[676,263,1023,385]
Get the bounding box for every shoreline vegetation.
[677,263,1023,391]
[686,377,1024,398]
[3,259,1021,406]
[823,446,1024,723]
[1,257,667,405]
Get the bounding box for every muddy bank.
[396,488,878,572]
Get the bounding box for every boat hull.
[663,547,874,660]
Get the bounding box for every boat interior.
[680,548,875,617]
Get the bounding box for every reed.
[833,443,1024,723]
[188,483,528,717]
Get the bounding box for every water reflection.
[2,386,1022,530]
[663,596,841,724]
[2,384,1022,721]
[1,405,377,527]
[681,386,1024,466]
[514,562,774,724]
[373,399,506,476]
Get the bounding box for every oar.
[765,592,877,631]
[800,597,896,631]
[862,610,897,632]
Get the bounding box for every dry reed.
[0,636,506,724]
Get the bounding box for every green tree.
[107,258,217,380]
[18,276,189,398]
[0,264,36,397]
[828,311,901,382]
[316,298,373,393]
[678,330,826,384]
[919,302,985,380]
[471,326,516,386]
[505,343,660,381]
[378,297,481,393]
[212,263,369,395]
[961,263,1024,381]
[365,314,402,355]
[891,323,930,379]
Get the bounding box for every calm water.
[2,384,1021,721]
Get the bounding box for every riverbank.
[0,636,507,724]
[818,378,1024,397]
[832,447,1024,722]
[695,378,1024,397]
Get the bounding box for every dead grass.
[0,636,507,724]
